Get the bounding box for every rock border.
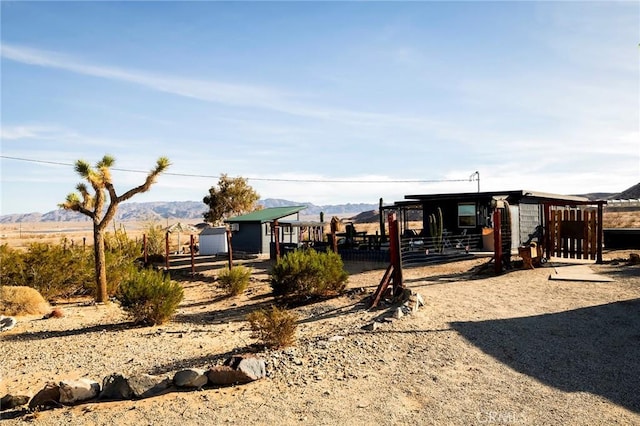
[1,355,266,414]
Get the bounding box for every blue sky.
[1,1,638,215]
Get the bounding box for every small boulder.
[0,316,16,332]
[207,355,266,385]
[59,378,100,404]
[127,374,171,399]
[173,369,208,389]
[1,394,30,411]
[100,373,132,401]
[362,322,380,331]
[28,382,60,410]
[225,355,266,381]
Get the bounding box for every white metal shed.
[199,226,227,255]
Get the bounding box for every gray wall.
[230,222,264,253]
[519,202,542,245]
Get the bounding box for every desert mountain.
[0,199,379,223]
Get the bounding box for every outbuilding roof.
[225,206,307,223]
[402,190,589,204]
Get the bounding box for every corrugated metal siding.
[519,202,542,245]
[509,204,520,249]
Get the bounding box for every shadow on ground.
[451,298,640,413]
[2,322,142,342]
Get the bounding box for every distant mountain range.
[2,183,637,224]
[0,199,379,223]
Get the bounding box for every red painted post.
[143,234,148,265]
[493,209,502,274]
[190,234,195,275]
[388,212,403,292]
[596,202,604,264]
[543,203,550,261]
[273,220,280,260]
[165,232,170,271]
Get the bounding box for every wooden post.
[165,232,170,271]
[273,220,280,260]
[543,203,550,260]
[190,234,195,275]
[379,198,386,243]
[226,228,233,269]
[143,234,148,265]
[596,202,604,264]
[388,212,404,293]
[493,209,502,274]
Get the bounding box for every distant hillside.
[613,183,640,199]
[0,199,379,223]
[578,182,640,201]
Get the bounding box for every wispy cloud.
[0,124,68,141]
[1,43,450,133]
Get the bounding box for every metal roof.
[225,206,307,223]
[402,190,590,204]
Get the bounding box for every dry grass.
[0,220,201,252]
[0,286,51,316]
[603,211,640,228]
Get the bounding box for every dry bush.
[0,286,51,316]
[217,265,251,296]
[247,306,298,348]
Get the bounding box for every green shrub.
[247,306,298,348]
[218,265,251,296]
[270,249,348,298]
[0,244,25,287]
[116,268,184,325]
[0,233,140,301]
[1,242,96,300]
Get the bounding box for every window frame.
[457,202,477,228]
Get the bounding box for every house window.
[458,203,477,228]
[282,224,293,235]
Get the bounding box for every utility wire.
[0,154,473,184]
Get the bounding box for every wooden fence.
[544,201,605,262]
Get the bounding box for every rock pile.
[1,355,266,413]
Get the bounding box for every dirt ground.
[1,247,639,425]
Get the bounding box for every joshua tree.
[60,155,170,303]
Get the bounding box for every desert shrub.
[17,243,93,300]
[0,286,51,316]
[247,305,298,348]
[116,268,184,325]
[0,233,140,301]
[270,249,348,298]
[0,244,25,287]
[143,223,166,256]
[217,265,251,296]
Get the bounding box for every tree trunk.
[93,225,108,303]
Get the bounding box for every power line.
[0,154,473,184]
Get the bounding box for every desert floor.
[1,248,639,425]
